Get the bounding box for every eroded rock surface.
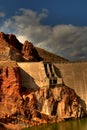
[0,32,22,51]
[0,32,68,63]
[35,86,85,119]
[0,62,85,129]
[0,32,41,62]
[21,40,41,61]
[15,86,85,127]
[0,61,21,118]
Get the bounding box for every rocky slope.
[0,32,68,62]
[36,47,69,63]
[0,32,41,62]
[0,62,85,129]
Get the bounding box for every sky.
[0,0,87,61]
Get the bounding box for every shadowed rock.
[0,32,68,62]
[21,40,42,61]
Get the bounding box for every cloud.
[1,8,87,61]
[0,12,5,17]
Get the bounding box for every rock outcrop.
[0,32,41,62]
[35,86,85,119]
[0,32,85,129]
[0,32,24,61]
[0,61,21,118]
[21,40,42,61]
[0,32,68,62]
[0,32,22,51]
[13,85,84,127]
[0,61,85,129]
[0,123,7,130]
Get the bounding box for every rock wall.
[0,61,86,128]
[0,32,41,62]
[21,40,41,61]
[23,85,84,121]
[55,62,87,112]
[0,46,24,61]
[0,61,21,117]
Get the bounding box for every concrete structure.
[18,62,62,90]
[55,62,87,111]
[18,61,87,112]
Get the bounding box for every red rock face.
[35,86,85,119]
[0,32,41,62]
[51,86,81,119]
[0,65,85,128]
[16,86,85,127]
[21,40,41,61]
[0,32,22,51]
[0,62,21,117]
[0,32,85,128]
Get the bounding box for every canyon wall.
[0,61,21,117]
[0,61,86,127]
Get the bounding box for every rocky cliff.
[21,40,42,61]
[0,61,85,129]
[0,32,68,62]
[0,61,21,118]
[0,33,85,129]
[0,32,41,62]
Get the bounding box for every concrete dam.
[55,62,87,111]
[18,61,87,111]
[18,62,62,90]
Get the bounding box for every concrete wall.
[55,62,87,111]
[18,61,87,111]
[18,62,62,90]
[18,62,52,90]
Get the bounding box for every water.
[23,117,87,130]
